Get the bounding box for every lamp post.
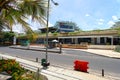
[45,0,58,67]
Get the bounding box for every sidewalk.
[79,49,120,59]
[0,53,108,80]
[0,72,11,80]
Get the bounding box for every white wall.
[88,45,116,50]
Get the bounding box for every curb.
[9,46,61,54]
[63,48,120,59]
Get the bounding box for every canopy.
[52,39,59,42]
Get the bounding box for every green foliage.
[0,59,25,79]
[3,32,15,41]
[68,31,80,35]
[0,0,46,33]
[18,33,38,43]
[92,29,103,32]
[0,31,15,45]
[53,32,58,36]
[115,46,120,52]
[0,59,25,75]
[111,21,120,29]
[0,59,46,80]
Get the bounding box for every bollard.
[36,58,38,62]
[59,43,62,54]
[102,69,104,77]
[36,68,40,80]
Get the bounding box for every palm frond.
[0,0,47,33]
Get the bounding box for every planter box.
[61,44,88,49]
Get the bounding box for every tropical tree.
[0,0,47,32]
[111,20,120,30]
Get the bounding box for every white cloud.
[98,22,103,25]
[99,19,104,22]
[97,19,104,25]
[107,21,115,26]
[112,16,118,20]
[85,14,90,17]
[13,24,24,33]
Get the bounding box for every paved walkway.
[0,72,11,80]
[78,49,120,59]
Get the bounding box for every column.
[91,38,95,44]
[111,37,113,45]
[75,38,78,44]
[97,37,100,44]
[72,38,74,44]
[104,37,107,44]
[13,36,16,45]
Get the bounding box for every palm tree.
[0,0,47,32]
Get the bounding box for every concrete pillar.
[91,38,95,44]
[13,36,16,45]
[75,38,78,44]
[58,38,59,42]
[97,37,100,44]
[62,38,64,44]
[104,37,107,44]
[111,37,113,45]
[72,38,74,44]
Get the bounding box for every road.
[0,46,120,80]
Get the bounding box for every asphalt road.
[0,46,120,80]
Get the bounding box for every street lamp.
[45,0,58,67]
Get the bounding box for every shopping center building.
[38,30,120,45]
[38,21,120,46]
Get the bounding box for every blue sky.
[49,0,120,30]
[13,0,120,32]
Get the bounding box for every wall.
[88,45,117,50]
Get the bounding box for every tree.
[0,0,47,33]
[111,20,120,29]
[0,31,15,45]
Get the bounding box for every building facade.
[36,30,120,45]
[54,21,77,32]
[39,21,79,33]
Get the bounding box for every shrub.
[115,46,120,52]
[0,59,47,80]
[0,59,25,79]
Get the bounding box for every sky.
[49,0,120,30]
[13,0,120,32]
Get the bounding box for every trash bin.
[41,58,47,66]
[20,40,30,46]
[41,58,50,67]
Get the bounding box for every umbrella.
[52,39,59,42]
